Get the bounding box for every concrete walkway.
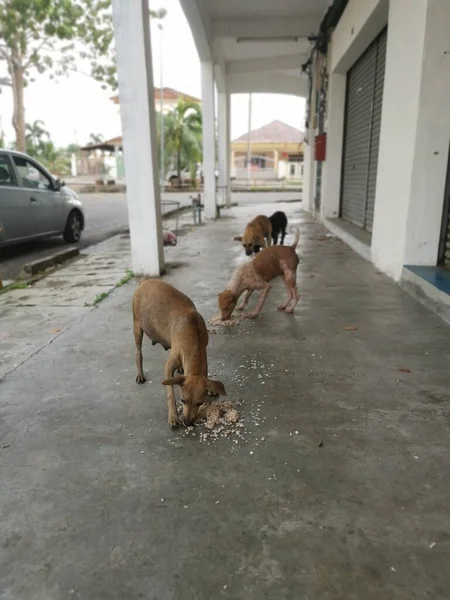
[1,203,450,599]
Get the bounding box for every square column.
[201,61,217,219]
[320,65,346,220]
[218,90,231,208]
[302,131,315,214]
[111,0,164,275]
[372,0,450,279]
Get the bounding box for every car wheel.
[63,210,82,243]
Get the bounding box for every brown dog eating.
[219,229,300,320]
[234,215,272,256]
[133,279,226,427]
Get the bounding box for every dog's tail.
[291,227,300,249]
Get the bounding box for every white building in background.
[110,0,450,323]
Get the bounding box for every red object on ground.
[163,229,177,246]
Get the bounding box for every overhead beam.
[228,71,308,97]
[211,17,321,39]
[213,38,227,93]
[179,0,212,62]
[227,54,306,75]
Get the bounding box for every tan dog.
[234,215,272,256]
[133,279,226,427]
[219,229,300,320]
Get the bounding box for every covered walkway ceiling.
[180,0,333,96]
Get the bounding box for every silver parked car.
[0,149,84,247]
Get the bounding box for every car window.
[0,155,17,187]
[13,156,53,191]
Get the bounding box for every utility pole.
[246,93,252,188]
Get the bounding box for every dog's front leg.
[164,354,180,428]
[236,289,253,311]
[246,283,271,318]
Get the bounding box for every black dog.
[269,211,288,245]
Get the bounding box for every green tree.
[25,119,49,155]
[38,139,70,176]
[88,133,105,145]
[66,142,80,154]
[161,98,202,183]
[0,0,116,153]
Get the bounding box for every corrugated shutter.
[444,210,450,269]
[340,28,387,231]
[366,29,387,232]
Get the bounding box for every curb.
[19,247,80,277]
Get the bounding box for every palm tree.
[38,140,70,176]
[89,133,105,145]
[25,120,50,156]
[161,98,202,183]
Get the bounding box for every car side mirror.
[53,178,63,191]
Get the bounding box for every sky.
[0,0,305,149]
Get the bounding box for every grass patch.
[93,291,109,305]
[116,269,134,287]
[0,281,29,295]
[91,270,134,306]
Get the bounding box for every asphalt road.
[0,194,129,282]
[0,190,301,282]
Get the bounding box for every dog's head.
[234,233,262,256]
[218,290,238,321]
[161,375,227,425]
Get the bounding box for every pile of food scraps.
[179,399,244,443]
[208,314,245,328]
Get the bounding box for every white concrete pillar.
[320,67,346,220]
[372,0,450,279]
[111,0,164,275]
[201,61,217,219]
[218,89,231,208]
[302,133,315,213]
[70,153,77,177]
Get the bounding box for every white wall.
[372,0,450,278]
[320,62,346,220]
[403,0,450,267]
[331,0,389,73]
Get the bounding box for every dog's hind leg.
[134,324,146,383]
[279,259,299,313]
[272,231,279,245]
[278,277,294,311]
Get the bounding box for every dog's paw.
[136,375,147,384]
[277,304,288,311]
[284,307,294,314]
[168,414,180,428]
[236,305,244,311]
[244,312,258,320]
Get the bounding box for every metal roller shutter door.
[340,29,387,230]
[366,29,387,232]
[444,210,450,269]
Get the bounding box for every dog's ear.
[162,375,185,387]
[233,236,242,242]
[206,378,227,397]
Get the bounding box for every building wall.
[305,0,450,282]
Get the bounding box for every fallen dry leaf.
[343,326,358,331]
[398,368,412,373]
[49,328,61,333]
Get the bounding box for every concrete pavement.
[0,191,301,281]
[1,202,450,599]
